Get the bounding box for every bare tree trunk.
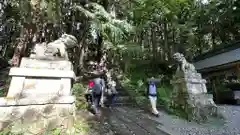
[211,22,216,49]
[163,20,168,61]
[158,24,164,61]
[1,43,8,57]
[10,35,26,67]
[78,42,88,72]
[151,25,157,60]
[172,24,176,55]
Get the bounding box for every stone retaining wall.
[0,103,76,134]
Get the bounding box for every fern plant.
[74,3,134,52]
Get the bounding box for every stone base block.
[0,96,75,106]
[0,103,76,134]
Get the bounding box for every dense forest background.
[0,1,239,133]
[0,0,239,99]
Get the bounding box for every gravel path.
[127,105,240,135]
[83,105,240,135]
[108,107,169,135]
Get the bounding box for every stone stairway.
[112,85,135,106]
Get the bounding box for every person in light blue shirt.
[147,77,159,117]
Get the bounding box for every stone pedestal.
[171,71,219,122]
[0,100,76,134]
[0,57,76,133]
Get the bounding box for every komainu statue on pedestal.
[173,52,196,73]
[171,52,224,122]
[31,34,78,60]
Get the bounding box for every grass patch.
[72,82,88,109]
[0,87,5,97]
[42,120,90,135]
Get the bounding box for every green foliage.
[72,83,86,95]
[157,86,172,106]
[72,83,88,109]
[0,127,11,135]
[74,3,134,51]
[46,120,89,135]
[0,87,4,97]
[2,0,240,121]
[120,67,172,108]
[120,73,147,105]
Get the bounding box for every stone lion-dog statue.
[32,34,78,60]
[173,52,196,73]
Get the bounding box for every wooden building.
[193,41,240,104]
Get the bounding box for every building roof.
[193,41,240,70]
[193,41,240,62]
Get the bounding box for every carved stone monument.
[170,53,221,122]
[0,34,77,134]
[30,34,77,60]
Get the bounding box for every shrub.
[72,83,88,109]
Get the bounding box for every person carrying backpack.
[147,77,160,117]
[91,77,105,115]
[106,79,118,107]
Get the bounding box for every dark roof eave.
[193,41,240,62]
[196,60,240,73]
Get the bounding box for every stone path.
[98,106,168,135]
[75,110,116,135]
[100,105,240,135]
[147,105,240,135]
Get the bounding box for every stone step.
[110,96,135,107]
[111,102,136,107]
[116,89,129,96]
[114,96,132,103]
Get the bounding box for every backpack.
[148,83,157,96]
[92,78,105,95]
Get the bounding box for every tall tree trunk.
[10,32,27,67]
[151,25,157,60]
[78,46,87,72]
[163,20,168,61]
[172,24,176,56]
[211,26,216,49]
[1,43,8,57]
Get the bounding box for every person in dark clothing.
[86,77,105,115]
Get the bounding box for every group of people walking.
[85,69,118,115]
[84,65,160,117]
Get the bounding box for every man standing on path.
[147,77,160,117]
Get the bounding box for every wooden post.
[212,78,219,104]
[236,64,240,81]
[235,64,240,104]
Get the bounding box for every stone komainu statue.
[173,52,196,73]
[32,34,78,60]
